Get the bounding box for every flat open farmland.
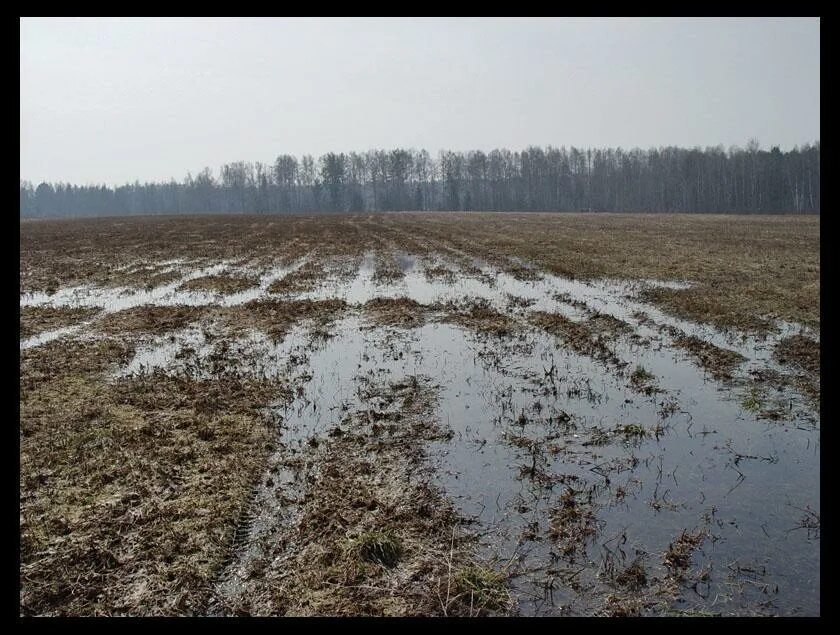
[20,212,820,616]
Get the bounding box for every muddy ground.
[20,213,819,616]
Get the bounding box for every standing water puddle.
[29,252,819,615]
[19,257,310,350]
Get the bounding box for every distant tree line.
[20,141,820,218]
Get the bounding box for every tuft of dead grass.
[364,297,428,329]
[663,529,707,575]
[354,530,403,568]
[615,559,648,590]
[452,565,513,614]
[435,298,515,337]
[371,252,406,284]
[548,487,599,557]
[587,311,633,337]
[628,365,658,394]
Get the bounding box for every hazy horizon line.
[20,138,821,188]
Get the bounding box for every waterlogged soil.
[19,305,102,340]
[19,215,819,616]
[178,274,259,295]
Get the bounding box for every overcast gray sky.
[20,17,820,186]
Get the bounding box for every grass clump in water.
[619,423,647,438]
[630,365,654,384]
[615,558,648,590]
[355,530,403,568]
[628,365,659,394]
[741,385,764,412]
[453,565,511,612]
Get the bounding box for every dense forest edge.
[20,142,820,218]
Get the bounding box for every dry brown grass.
[20,337,292,615]
[20,306,101,340]
[371,251,406,284]
[222,298,348,341]
[435,298,515,336]
[548,487,599,557]
[106,265,185,291]
[179,274,258,295]
[586,311,634,337]
[532,311,625,366]
[267,260,326,295]
[774,335,820,375]
[423,264,457,283]
[667,328,747,381]
[99,305,206,335]
[364,297,428,329]
[628,366,659,395]
[773,335,820,406]
[380,213,820,332]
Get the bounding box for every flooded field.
[19,213,819,616]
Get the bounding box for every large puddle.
[21,251,820,615]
